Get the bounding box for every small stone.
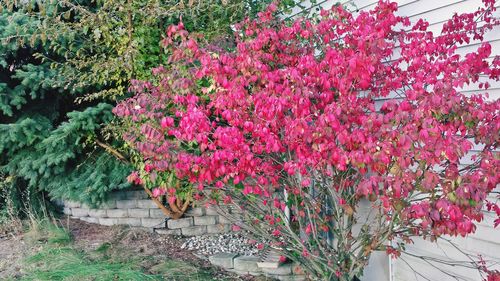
[209,253,239,269]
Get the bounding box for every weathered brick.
[116,200,137,209]
[141,218,166,228]
[65,201,81,208]
[106,209,128,218]
[117,218,142,226]
[185,207,205,217]
[234,256,261,273]
[80,217,99,224]
[98,200,117,209]
[261,263,292,275]
[136,200,157,209]
[99,218,118,226]
[167,217,193,229]
[207,224,231,234]
[209,253,239,269]
[128,208,149,218]
[88,209,107,218]
[149,209,167,218]
[194,215,217,226]
[71,208,89,217]
[155,228,182,235]
[205,206,219,216]
[125,190,148,199]
[181,225,207,236]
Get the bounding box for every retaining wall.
[62,189,232,236]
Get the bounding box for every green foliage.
[0,0,298,216]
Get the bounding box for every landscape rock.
[208,253,239,269]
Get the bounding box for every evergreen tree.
[0,0,296,213]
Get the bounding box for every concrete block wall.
[63,189,233,235]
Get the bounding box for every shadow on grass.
[18,220,218,281]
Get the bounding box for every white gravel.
[180,232,260,257]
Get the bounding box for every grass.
[16,220,219,281]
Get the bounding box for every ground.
[0,218,270,280]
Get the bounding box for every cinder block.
[116,200,137,209]
[142,218,166,228]
[65,201,81,208]
[149,209,167,218]
[126,190,148,199]
[99,218,118,226]
[128,208,149,218]
[117,218,142,226]
[234,256,261,272]
[98,200,117,209]
[106,209,128,218]
[136,200,158,209]
[207,224,231,234]
[209,253,239,269]
[185,207,206,217]
[155,228,182,235]
[80,217,99,224]
[72,208,89,217]
[205,206,219,216]
[194,215,218,225]
[181,225,207,236]
[88,209,107,218]
[262,263,292,275]
[167,217,193,229]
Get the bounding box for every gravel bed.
[181,232,261,257]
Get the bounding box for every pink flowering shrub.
[115,1,500,279]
